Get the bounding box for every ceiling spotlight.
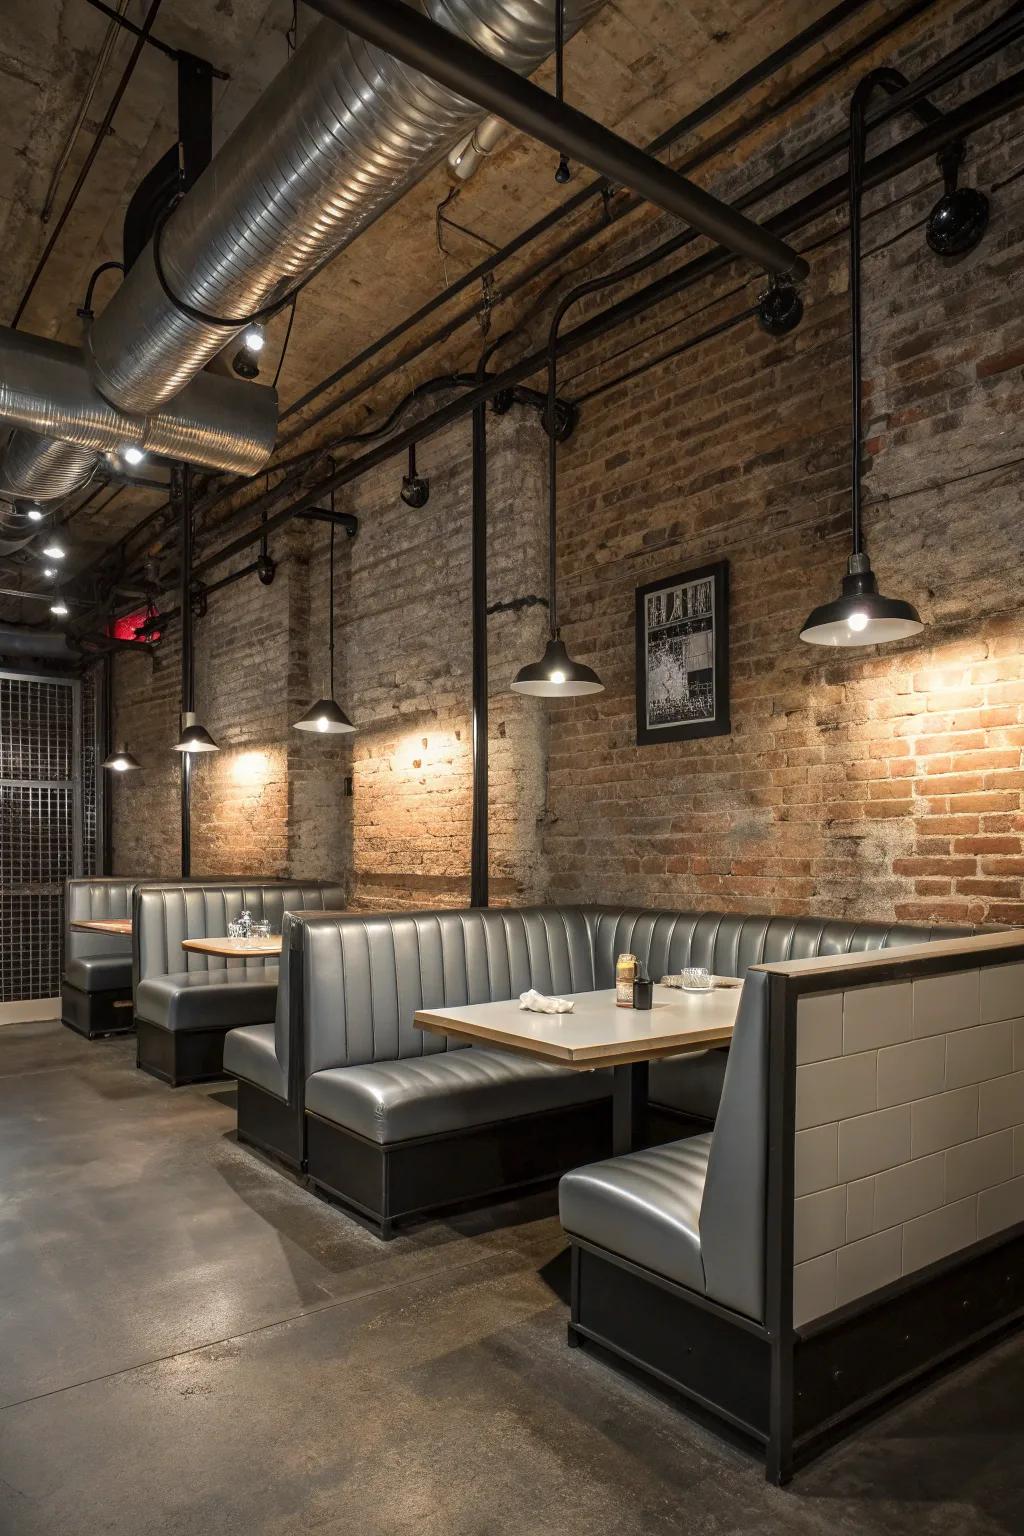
[42,566,56,579]
[232,348,260,380]
[102,745,141,772]
[926,143,989,257]
[554,154,571,185]
[122,445,146,466]
[242,323,265,353]
[757,278,804,337]
[400,443,429,509]
[26,507,44,523]
[50,600,69,618]
[42,542,66,560]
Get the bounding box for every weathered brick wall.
[109,1,1023,923]
[545,13,1024,925]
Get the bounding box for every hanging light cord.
[546,339,559,636]
[848,67,943,557]
[328,472,337,698]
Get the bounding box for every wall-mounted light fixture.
[926,142,989,256]
[400,443,429,508]
[800,72,924,649]
[102,745,142,772]
[294,498,355,735]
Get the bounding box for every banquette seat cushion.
[223,1022,282,1097]
[63,878,138,994]
[304,1047,609,1145]
[65,952,134,993]
[135,966,280,1032]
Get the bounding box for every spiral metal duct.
[1,0,607,500]
[0,329,278,481]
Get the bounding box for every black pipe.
[174,463,193,879]
[101,653,113,875]
[303,0,807,281]
[470,406,488,908]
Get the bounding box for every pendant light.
[294,508,355,734]
[511,327,603,698]
[102,745,141,771]
[800,74,923,648]
[173,711,219,752]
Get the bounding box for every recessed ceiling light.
[26,507,44,522]
[42,542,65,560]
[122,445,145,466]
[50,600,69,617]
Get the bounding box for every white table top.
[414,984,741,1070]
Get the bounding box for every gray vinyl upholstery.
[64,878,141,993]
[133,881,344,1035]
[223,1023,281,1097]
[305,1047,610,1145]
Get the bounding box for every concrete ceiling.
[0,0,861,621]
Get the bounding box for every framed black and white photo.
[635,560,729,745]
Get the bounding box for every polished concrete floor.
[1,1021,1022,1536]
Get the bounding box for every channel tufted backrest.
[293,903,986,1081]
[134,881,345,987]
[65,878,145,965]
[296,907,597,1075]
[581,906,982,985]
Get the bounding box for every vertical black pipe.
[174,462,193,878]
[470,406,489,908]
[101,653,113,875]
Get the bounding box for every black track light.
[554,154,571,184]
[926,144,989,257]
[400,444,429,508]
[256,552,276,585]
[232,349,260,380]
[757,278,804,337]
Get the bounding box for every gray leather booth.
[133,880,344,1085]
[225,905,977,1237]
[63,878,144,1039]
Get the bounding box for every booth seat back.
[134,881,345,988]
[65,878,143,965]
[294,905,983,1080]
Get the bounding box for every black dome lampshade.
[800,70,926,652]
[293,507,356,736]
[172,711,219,752]
[102,744,142,771]
[511,331,603,699]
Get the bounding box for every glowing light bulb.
[50,600,69,617]
[550,670,566,685]
[27,507,44,522]
[847,610,869,633]
[317,715,329,732]
[42,567,56,579]
[42,542,65,560]
[111,757,130,772]
[123,445,145,466]
[243,324,265,353]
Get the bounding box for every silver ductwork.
[1,0,607,501]
[0,329,277,484]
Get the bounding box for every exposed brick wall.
[108,1,1024,924]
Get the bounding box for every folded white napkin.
[519,989,575,1014]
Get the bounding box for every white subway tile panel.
[794,1252,837,1329]
[911,1085,979,1157]
[978,1175,1024,1239]
[796,992,844,1066]
[843,982,912,1054]
[796,1052,876,1131]
[945,1130,1013,1203]
[978,1071,1024,1135]
[902,1196,978,1275]
[945,1020,1013,1090]
[873,1153,946,1231]
[839,1106,911,1182]
[795,1187,848,1264]
[795,1123,839,1198]
[846,1178,875,1243]
[980,962,1024,1026]
[913,970,980,1038]
[877,1036,945,1109]
[835,1228,902,1309]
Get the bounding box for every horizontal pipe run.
[0,328,278,479]
[304,0,808,281]
[189,61,1024,582]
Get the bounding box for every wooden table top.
[414,984,741,1070]
[181,935,283,958]
[70,918,132,936]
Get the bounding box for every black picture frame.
[635,560,730,745]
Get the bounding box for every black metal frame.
[135,1018,231,1087]
[61,981,134,1039]
[635,560,730,746]
[306,1097,613,1240]
[568,938,1024,1482]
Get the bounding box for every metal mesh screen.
[0,674,78,1004]
[81,666,98,878]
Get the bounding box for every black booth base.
[135,1019,231,1087]
[306,1097,613,1240]
[236,1079,305,1170]
[62,982,135,1040]
[569,1223,1024,1483]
